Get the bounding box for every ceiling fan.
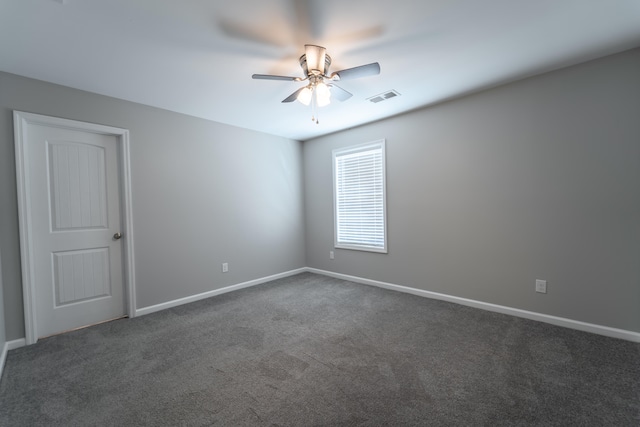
[252,44,380,123]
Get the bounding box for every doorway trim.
[14,111,137,345]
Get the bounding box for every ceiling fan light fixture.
[297,86,313,106]
[316,82,331,107]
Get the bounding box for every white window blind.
[333,140,387,253]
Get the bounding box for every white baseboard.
[306,268,640,343]
[6,338,26,351]
[136,268,307,317]
[0,338,27,380]
[8,267,639,347]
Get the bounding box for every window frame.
[332,139,388,253]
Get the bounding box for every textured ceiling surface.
[1,0,640,140]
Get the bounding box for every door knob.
[113,232,122,240]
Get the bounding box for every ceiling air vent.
[368,90,400,104]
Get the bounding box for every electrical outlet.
[535,279,547,294]
[222,262,228,273]
[330,251,334,260]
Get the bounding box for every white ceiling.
[1,0,640,141]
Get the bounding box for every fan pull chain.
[314,87,320,124]
[311,87,317,124]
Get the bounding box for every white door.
[23,122,126,338]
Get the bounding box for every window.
[333,140,387,253]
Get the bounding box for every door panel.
[52,248,111,306]
[49,141,108,230]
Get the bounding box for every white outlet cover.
[535,279,547,294]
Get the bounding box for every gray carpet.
[1,272,639,426]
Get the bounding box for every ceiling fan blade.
[252,74,300,81]
[290,0,325,45]
[330,62,380,81]
[330,84,352,102]
[218,20,287,48]
[282,87,306,103]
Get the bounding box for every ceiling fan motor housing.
[299,44,332,76]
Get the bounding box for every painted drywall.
[304,48,640,332]
[0,251,6,352]
[0,72,305,340]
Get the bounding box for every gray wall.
[2,48,638,341]
[0,72,306,340]
[0,251,6,350]
[304,48,640,332]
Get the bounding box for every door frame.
[14,111,137,345]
